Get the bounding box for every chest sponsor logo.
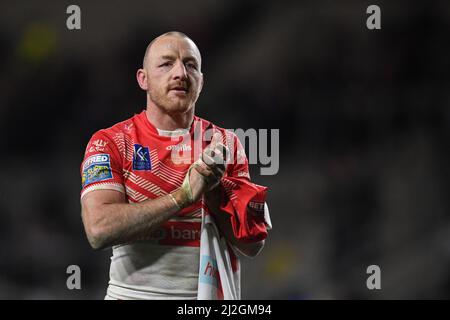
[82,154,112,187]
[133,144,152,171]
[152,221,201,247]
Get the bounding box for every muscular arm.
[81,188,188,250]
[81,132,266,253]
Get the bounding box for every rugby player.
[80,31,270,300]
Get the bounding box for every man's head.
[137,32,203,116]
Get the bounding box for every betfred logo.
[82,154,112,187]
[248,201,265,217]
[82,154,110,170]
[248,201,264,211]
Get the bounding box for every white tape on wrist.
[168,193,181,211]
[181,165,195,204]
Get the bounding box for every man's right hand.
[173,132,229,208]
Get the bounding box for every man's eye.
[160,62,172,67]
[186,63,197,70]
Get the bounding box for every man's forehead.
[150,36,200,60]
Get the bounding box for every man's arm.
[81,133,224,251]
[81,187,190,250]
[81,131,264,252]
[81,153,215,250]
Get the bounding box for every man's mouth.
[170,86,188,93]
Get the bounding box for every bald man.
[80,32,270,300]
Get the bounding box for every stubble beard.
[149,86,197,115]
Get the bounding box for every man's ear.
[136,69,148,90]
[199,72,204,93]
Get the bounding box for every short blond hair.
[142,31,200,68]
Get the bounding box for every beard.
[148,84,198,115]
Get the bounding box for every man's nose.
[172,60,188,80]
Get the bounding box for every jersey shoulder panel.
[81,114,139,197]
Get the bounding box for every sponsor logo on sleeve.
[87,139,108,153]
[82,154,113,187]
[133,144,152,171]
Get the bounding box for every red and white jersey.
[80,110,269,300]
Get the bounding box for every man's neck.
[145,104,194,131]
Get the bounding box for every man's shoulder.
[92,112,141,141]
[194,115,235,137]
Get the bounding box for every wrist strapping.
[168,193,181,211]
[180,165,195,206]
[172,162,206,209]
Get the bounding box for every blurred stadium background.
[0,0,449,299]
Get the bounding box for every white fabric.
[197,202,271,300]
[106,241,200,300]
[197,213,241,300]
[156,128,189,137]
[264,202,273,230]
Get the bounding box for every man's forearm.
[82,189,187,250]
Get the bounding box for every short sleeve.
[80,130,125,199]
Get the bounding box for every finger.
[209,132,223,150]
[214,142,227,155]
[195,158,210,170]
[203,152,226,172]
[194,164,213,177]
[214,143,230,164]
[203,145,227,165]
[210,148,225,165]
[202,152,216,166]
[194,164,220,185]
[209,165,225,179]
[195,157,222,175]
[201,156,225,179]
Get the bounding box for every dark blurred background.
[0,0,449,299]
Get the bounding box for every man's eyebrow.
[159,55,176,61]
[183,56,199,64]
[158,55,198,63]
